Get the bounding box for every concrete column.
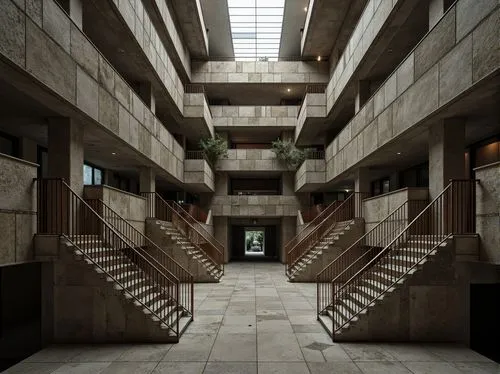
[428,0,453,29]
[20,137,38,164]
[59,0,83,29]
[354,167,371,217]
[355,80,371,113]
[138,82,156,114]
[280,131,294,142]
[428,118,465,199]
[48,117,84,194]
[354,167,371,194]
[281,217,296,263]
[214,216,229,263]
[139,167,155,193]
[282,173,295,196]
[215,173,229,196]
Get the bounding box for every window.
[371,177,390,197]
[228,0,285,61]
[0,131,19,157]
[83,163,104,185]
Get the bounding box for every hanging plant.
[199,134,229,166]
[271,139,305,170]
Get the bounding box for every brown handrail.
[286,192,369,276]
[316,199,428,318]
[141,192,224,274]
[86,198,194,318]
[327,180,477,339]
[285,201,341,256]
[36,178,183,339]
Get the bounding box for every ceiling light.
[397,152,401,155]
[287,88,291,92]
[112,152,116,155]
[317,56,321,62]
[304,6,307,12]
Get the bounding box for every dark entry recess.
[470,284,500,363]
[231,225,279,262]
[0,262,43,371]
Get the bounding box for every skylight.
[228,0,285,61]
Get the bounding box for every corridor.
[5,263,498,373]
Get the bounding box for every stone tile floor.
[5,263,499,373]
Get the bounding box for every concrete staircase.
[287,219,364,282]
[147,220,223,282]
[318,235,452,340]
[58,234,192,342]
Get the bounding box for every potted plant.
[271,138,305,170]
[199,134,229,167]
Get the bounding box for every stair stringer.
[324,238,464,342]
[145,219,221,282]
[289,218,365,282]
[51,237,186,343]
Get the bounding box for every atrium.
[0,0,498,373]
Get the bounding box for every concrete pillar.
[280,131,294,142]
[354,167,371,194]
[48,117,84,194]
[354,167,371,217]
[281,217,296,263]
[428,118,465,199]
[138,82,156,114]
[355,80,371,113]
[59,0,83,29]
[214,216,229,263]
[282,173,295,196]
[20,137,38,164]
[428,0,453,29]
[215,173,229,196]
[139,167,155,193]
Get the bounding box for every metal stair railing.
[85,198,194,319]
[316,199,428,318]
[328,180,478,339]
[141,192,224,275]
[36,178,183,339]
[286,192,369,276]
[285,201,341,261]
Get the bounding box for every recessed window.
[83,163,104,185]
[228,0,285,61]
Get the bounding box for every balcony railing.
[304,150,325,160]
[186,150,209,163]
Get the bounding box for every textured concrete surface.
[5,263,498,373]
[475,162,500,264]
[325,0,499,184]
[0,154,37,265]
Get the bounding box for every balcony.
[296,85,327,144]
[211,105,297,129]
[217,149,292,172]
[295,150,326,192]
[211,195,299,217]
[184,151,214,192]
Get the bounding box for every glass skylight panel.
[228,0,284,61]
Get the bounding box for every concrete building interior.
[0,0,498,372]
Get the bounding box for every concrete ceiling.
[280,0,309,58]
[200,0,234,58]
[301,0,368,58]
[200,0,309,59]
